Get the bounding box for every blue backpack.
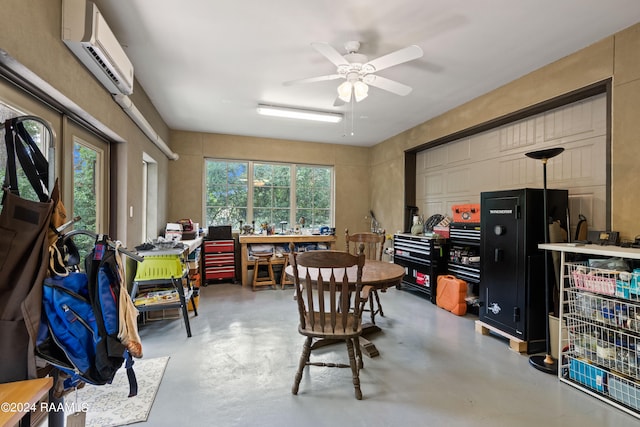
[36,239,137,396]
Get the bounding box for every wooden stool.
[252,252,276,290]
[280,253,294,289]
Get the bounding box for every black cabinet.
[393,233,447,303]
[447,222,481,312]
[480,188,568,353]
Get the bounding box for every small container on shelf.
[569,357,607,393]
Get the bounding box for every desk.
[0,377,53,427]
[285,259,405,357]
[238,234,336,286]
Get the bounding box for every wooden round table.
[284,259,405,290]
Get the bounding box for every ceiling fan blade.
[283,74,343,86]
[311,42,349,67]
[364,75,413,96]
[333,96,346,107]
[364,45,423,73]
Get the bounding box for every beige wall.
[2,0,172,248]
[168,131,371,249]
[372,23,640,241]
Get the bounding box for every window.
[205,159,333,231]
[142,152,159,242]
[0,106,52,202]
[253,163,290,226]
[72,138,105,257]
[295,165,332,227]
[205,160,249,227]
[73,141,99,232]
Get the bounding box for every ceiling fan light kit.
[256,104,343,123]
[337,79,369,103]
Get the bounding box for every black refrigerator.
[480,188,568,354]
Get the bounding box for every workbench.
[238,234,336,286]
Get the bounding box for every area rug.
[74,356,169,427]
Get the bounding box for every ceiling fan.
[284,41,423,105]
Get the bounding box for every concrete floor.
[134,283,638,427]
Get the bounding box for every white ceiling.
[92,0,640,147]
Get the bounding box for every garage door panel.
[417,93,607,236]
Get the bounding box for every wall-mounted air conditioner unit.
[62,0,134,95]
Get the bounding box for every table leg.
[359,323,381,358]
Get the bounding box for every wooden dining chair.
[289,248,366,400]
[345,229,386,324]
[280,245,295,289]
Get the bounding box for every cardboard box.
[187,295,199,312]
[146,308,180,321]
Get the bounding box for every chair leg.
[345,338,362,400]
[292,337,312,395]
[354,336,363,370]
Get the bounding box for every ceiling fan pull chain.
[350,98,355,136]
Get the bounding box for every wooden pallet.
[474,320,527,353]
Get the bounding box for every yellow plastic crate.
[135,255,185,281]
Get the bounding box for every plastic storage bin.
[569,357,606,392]
[135,255,184,281]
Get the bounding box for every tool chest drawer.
[204,266,235,280]
[204,253,235,266]
[204,239,234,253]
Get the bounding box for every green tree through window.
[253,163,290,226]
[0,116,49,201]
[205,160,248,227]
[73,142,99,258]
[296,166,331,228]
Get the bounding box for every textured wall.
[168,130,371,249]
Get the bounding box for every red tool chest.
[203,239,236,284]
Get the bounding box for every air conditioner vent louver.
[85,46,123,87]
[62,0,134,95]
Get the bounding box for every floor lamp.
[525,147,564,375]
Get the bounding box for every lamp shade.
[337,81,352,102]
[353,81,368,102]
[525,147,564,161]
[337,80,369,103]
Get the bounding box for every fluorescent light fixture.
[256,104,343,123]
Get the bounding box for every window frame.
[204,158,335,231]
